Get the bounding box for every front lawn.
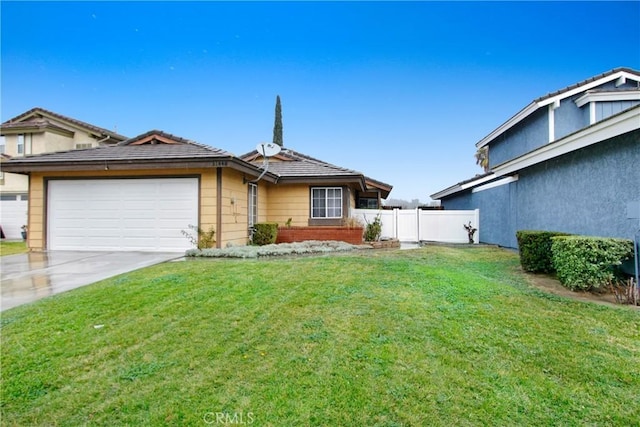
[2,246,639,426]
[0,240,27,256]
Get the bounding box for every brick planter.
[276,226,364,245]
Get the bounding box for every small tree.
[475,147,489,172]
[463,222,477,244]
[273,95,283,147]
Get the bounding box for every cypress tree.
[273,95,283,146]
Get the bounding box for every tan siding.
[220,169,250,246]
[265,183,309,226]
[257,183,269,223]
[28,175,45,250]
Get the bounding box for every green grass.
[0,241,27,256]
[2,246,639,426]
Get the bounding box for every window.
[0,136,5,154]
[311,187,342,218]
[357,198,379,209]
[17,134,24,155]
[248,183,257,228]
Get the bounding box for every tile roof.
[1,107,128,141]
[2,130,232,164]
[534,67,640,103]
[241,147,393,194]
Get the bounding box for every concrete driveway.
[1,251,183,311]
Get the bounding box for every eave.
[433,105,639,199]
[0,156,279,182]
[491,105,640,176]
[476,68,640,149]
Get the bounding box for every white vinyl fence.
[352,208,480,244]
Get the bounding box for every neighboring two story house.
[0,108,127,239]
[431,67,640,248]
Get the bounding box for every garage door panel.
[48,178,198,252]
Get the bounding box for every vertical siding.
[596,100,640,122]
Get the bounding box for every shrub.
[251,222,278,246]
[363,215,382,242]
[181,225,216,249]
[551,236,634,291]
[516,230,571,273]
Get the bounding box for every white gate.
[352,208,479,244]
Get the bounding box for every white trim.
[460,173,497,190]
[589,102,596,125]
[472,175,518,193]
[492,106,640,176]
[537,70,639,107]
[476,103,537,148]
[575,90,640,107]
[548,104,555,142]
[476,70,640,148]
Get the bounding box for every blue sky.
[2,1,639,201]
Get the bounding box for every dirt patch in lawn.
[520,270,639,310]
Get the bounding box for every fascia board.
[431,173,499,199]
[460,173,497,190]
[476,103,537,148]
[537,70,640,108]
[491,106,640,176]
[575,90,640,107]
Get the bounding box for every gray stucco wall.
[441,129,640,248]
[515,129,639,241]
[488,108,548,168]
[555,97,588,141]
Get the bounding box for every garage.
[48,178,198,252]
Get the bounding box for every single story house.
[431,67,640,248]
[1,123,392,252]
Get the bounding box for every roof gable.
[1,107,128,141]
[476,67,640,148]
[240,147,393,197]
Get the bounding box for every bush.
[363,215,382,242]
[251,222,278,246]
[516,230,571,273]
[551,236,634,291]
[181,225,216,249]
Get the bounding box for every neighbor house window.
[17,134,24,155]
[311,187,342,218]
[248,183,258,228]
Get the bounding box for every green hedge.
[551,236,634,291]
[251,222,278,246]
[516,230,571,273]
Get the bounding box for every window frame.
[248,183,258,229]
[311,187,343,219]
[17,134,24,155]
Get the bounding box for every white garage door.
[48,178,198,252]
